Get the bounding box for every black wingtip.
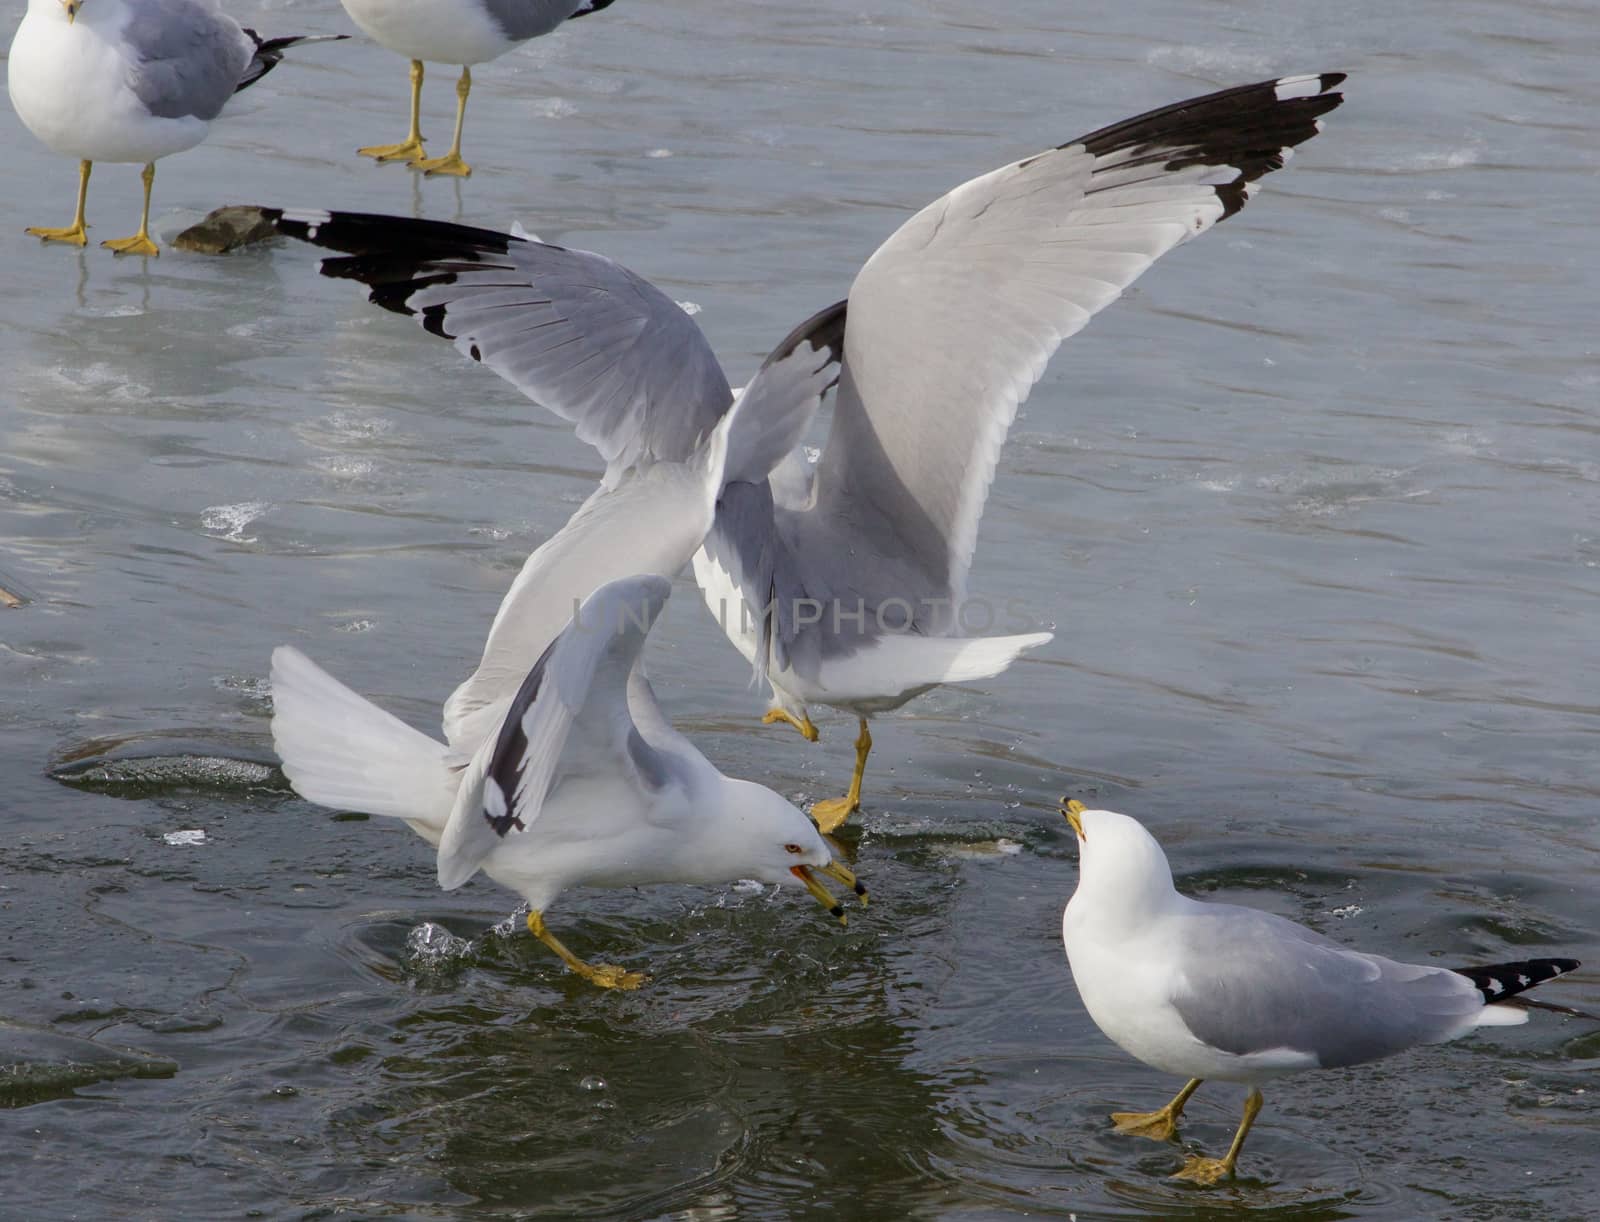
[480,637,560,839]
[237,32,349,94]
[1454,958,1580,1004]
[268,208,524,259]
[1070,72,1346,221]
[265,209,544,321]
[760,299,847,372]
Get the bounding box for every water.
[2,0,1597,1216]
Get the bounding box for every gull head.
[718,779,865,924]
[1061,801,1181,921]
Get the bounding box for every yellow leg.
[359,59,427,162]
[1173,1087,1264,1185]
[415,66,472,176]
[526,909,644,990]
[102,162,159,256]
[811,716,871,833]
[27,158,91,246]
[762,707,818,742]
[1111,1077,1202,1141]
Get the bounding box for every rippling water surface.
[3,0,1597,1216]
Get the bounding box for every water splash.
[401,922,476,988]
[405,923,473,966]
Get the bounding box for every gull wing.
[269,209,734,485]
[436,575,679,890]
[695,302,851,679]
[1166,905,1485,1069]
[124,0,254,121]
[479,0,612,42]
[721,300,847,486]
[441,446,725,753]
[811,74,1346,608]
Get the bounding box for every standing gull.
[262,73,1344,831]
[7,0,343,256]
[1060,802,1583,1183]
[339,0,616,176]
[268,357,863,990]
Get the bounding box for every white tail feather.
[270,646,458,845]
[809,631,1052,706]
[923,632,1054,683]
[1472,1004,1532,1028]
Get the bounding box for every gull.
[267,332,865,989]
[261,73,1345,831]
[1059,801,1583,1183]
[7,0,343,256]
[339,0,616,176]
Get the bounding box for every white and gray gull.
[269,390,866,991]
[7,0,343,255]
[338,0,616,176]
[1060,801,1584,1184]
[262,73,1346,831]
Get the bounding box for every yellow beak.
[792,865,846,925]
[819,859,868,906]
[1062,798,1086,840]
[61,0,78,21]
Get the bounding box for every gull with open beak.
[7,0,342,255]
[264,295,871,986]
[272,573,868,990]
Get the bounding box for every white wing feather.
[813,74,1344,606]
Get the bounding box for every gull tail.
[237,32,349,95]
[921,631,1055,683]
[815,631,1053,704]
[1455,958,1582,1027]
[269,646,456,846]
[1503,996,1600,1023]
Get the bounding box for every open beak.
[819,859,868,906]
[792,865,846,925]
[60,0,78,21]
[1062,798,1086,840]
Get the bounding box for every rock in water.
[173,205,279,254]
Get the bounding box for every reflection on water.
[2,0,1597,1216]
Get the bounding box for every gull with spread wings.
[270,399,864,990]
[265,72,1346,830]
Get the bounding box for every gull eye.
[784,843,804,855]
